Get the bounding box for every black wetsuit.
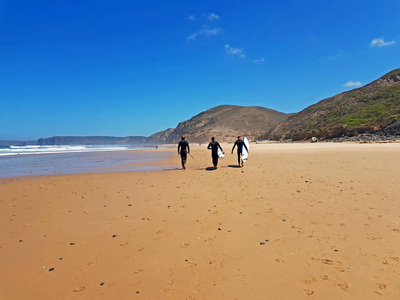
[178,140,190,168]
[207,141,223,167]
[232,139,248,165]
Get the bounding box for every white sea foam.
[0,145,139,156]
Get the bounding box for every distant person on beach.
[231,136,248,167]
[207,137,224,169]
[178,136,190,170]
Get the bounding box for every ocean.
[0,145,142,156]
[0,145,173,178]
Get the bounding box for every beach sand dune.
[1,143,399,299]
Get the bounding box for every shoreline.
[1,143,399,299]
[0,149,177,179]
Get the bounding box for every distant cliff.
[37,136,147,145]
[0,140,37,146]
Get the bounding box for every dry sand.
[1,143,399,299]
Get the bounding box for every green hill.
[268,68,400,141]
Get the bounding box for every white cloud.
[200,27,222,36]
[326,50,344,60]
[187,15,196,21]
[343,81,362,88]
[208,13,220,22]
[186,26,223,41]
[187,33,198,41]
[370,38,395,47]
[254,57,265,63]
[225,44,245,58]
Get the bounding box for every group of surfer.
[177,136,249,170]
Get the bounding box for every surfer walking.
[231,136,248,167]
[207,137,224,169]
[178,135,190,170]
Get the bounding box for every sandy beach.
[1,142,399,299]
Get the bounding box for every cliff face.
[147,105,290,144]
[37,136,147,145]
[144,128,175,145]
[268,68,400,141]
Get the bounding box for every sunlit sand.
[1,142,399,299]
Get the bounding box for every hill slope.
[268,68,400,141]
[146,105,289,144]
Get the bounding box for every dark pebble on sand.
[70,243,75,245]
[128,204,132,206]
[125,215,128,217]
[112,235,117,238]
[335,249,339,252]
[100,282,104,286]
[185,259,188,262]
[136,291,139,294]
[59,258,63,260]
[142,218,145,220]
[218,228,221,231]
[19,240,23,242]
[260,242,265,245]
[282,219,286,222]
[49,268,54,272]
[265,239,269,242]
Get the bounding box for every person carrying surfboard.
[231,136,249,167]
[178,135,190,170]
[207,137,224,169]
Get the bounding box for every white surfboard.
[217,147,225,158]
[241,137,249,163]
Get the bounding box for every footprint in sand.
[321,259,334,265]
[304,277,317,284]
[73,286,85,292]
[337,282,348,291]
[390,257,399,262]
[180,242,190,248]
[303,289,314,296]
[376,283,387,290]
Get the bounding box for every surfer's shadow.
[205,167,217,171]
[227,165,242,168]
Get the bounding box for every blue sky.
[1,0,399,140]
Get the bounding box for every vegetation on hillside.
[267,68,400,140]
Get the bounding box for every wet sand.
[0,149,174,178]
[0,143,399,299]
